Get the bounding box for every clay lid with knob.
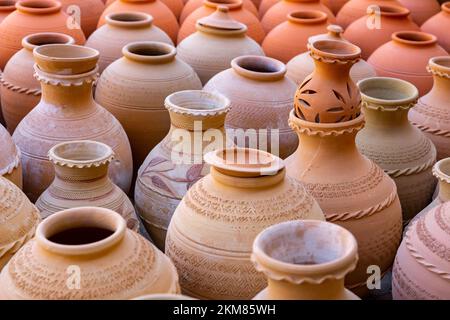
[197,5,246,31]
[308,24,345,44]
[204,0,244,11]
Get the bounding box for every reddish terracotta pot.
[344,4,419,60]
[421,2,450,53]
[368,31,448,96]
[322,0,349,15]
[0,0,86,69]
[397,0,441,26]
[106,0,184,19]
[0,0,15,23]
[180,0,258,23]
[58,0,105,37]
[0,123,21,188]
[258,0,277,18]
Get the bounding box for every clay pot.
[134,90,232,250]
[177,6,264,85]
[13,44,133,202]
[165,147,325,299]
[178,0,265,44]
[261,0,335,33]
[58,0,105,37]
[35,140,140,232]
[181,0,258,23]
[368,31,448,96]
[421,2,450,53]
[98,0,179,44]
[0,176,40,269]
[392,201,450,299]
[0,124,22,188]
[356,77,436,223]
[322,0,349,15]
[262,10,329,63]
[252,220,359,300]
[0,207,180,299]
[0,0,16,23]
[0,0,86,69]
[397,0,441,26]
[95,42,202,172]
[258,0,277,17]
[86,12,173,74]
[204,55,298,159]
[1,33,75,134]
[106,0,184,20]
[409,56,450,160]
[344,4,420,60]
[286,25,377,89]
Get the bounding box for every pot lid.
[197,6,246,31]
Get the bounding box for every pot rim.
[428,56,450,76]
[231,55,286,81]
[433,158,450,184]
[309,39,361,62]
[367,4,410,18]
[0,0,16,12]
[48,140,114,168]
[392,31,437,46]
[204,0,243,11]
[105,12,153,28]
[22,32,75,51]
[122,41,176,64]
[443,2,450,14]
[16,0,61,14]
[288,10,328,25]
[165,89,230,115]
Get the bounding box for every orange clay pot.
[58,0,105,37]
[178,0,265,44]
[106,0,184,20]
[0,0,15,23]
[397,0,440,26]
[0,207,180,299]
[322,0,349,15]
[0,0,85,70]
[344,4,419,60]
[180,0,257,23]
[421,2,450,53]
[98,0,179,44]
[262,10,328,63]
[86,12,173,74]
[368,31,448,96]
[0,33,75,134]
[0,124,22,188]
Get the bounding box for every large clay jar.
[0,0,86,69]
[0,176,40,269]
[397,0,440,26]
[35,140,140,232]
[0,0,15,23]
[86,12,173,74]
[180,0,257,23]
[204,55,298,159]
[95,42,202,171]
[134,90,232,250]
[409,56,450,160]
[368,31,448,96]
[178,0,265,44]
[421,2,450,53]
[58,0,105,37]
[165,147,325,299]
[13,44,133,202]
[392,201,450,299]
[177,6,264,85]
[0,207,180,299]
[0,124,22,188]
[356,77,436,223]
[106,0,184,20]
[98,0,179,43]
[322,0,349,15]
[262,10,328,63]
[286,25,377,87]
[344,4,419,60]
[1,33,75,134]
[252,220,359,300]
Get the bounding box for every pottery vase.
[13,44,133,202]
[166,147,325,299]
[397,0,441,26]
[134,90,232,250]
[0,0,15,23]
[95,42,202,171]
[421,2,450,53]
[356,77,436,224]
[1,33,75,134]
[322,0,349,15]
[180,0,258,23]
[252,220,360,300]
[177,6,264,85]
[204,55,298,159]
[58,0,105,37]
[0,124,22,188]
[106,0,184,20]
[0,207,180,299]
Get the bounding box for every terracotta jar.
[397,0,441,26]
[96,42,202,171]
[344,4,420,60]
[177,6,264,85]
[134,90,232,250]
[106,0,184,20]
[409,56,450,160]
[58,0,105,37]
[0,0,86,69]
[0,124,22,188]
[35,140,140,232]
[368,31,448,97]
[356,77,436,223]
[204,55,298,159]
[165,147,325,299]
[1,33,75,134]
[0,176,40,269]
[392,201,450,299]
[322,0,349,15]
[181,0,257,23]
[98,0,179,43]
[0,0,15,23]
[252,220,359,300]
[286,25,377,88]
[13,44,133,202]
[261,0,335,33]
[421,2,450,53]
[178,0,265,44]
[262,10,329,63]
[86,12,173,74]
[0,207,180,299]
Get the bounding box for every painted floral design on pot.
[0,124,22,188]
[421,2,450,53]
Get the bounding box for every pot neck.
[427,57,450,100]
[210,166,285,189]
[16,0,61,15]
[362,106,410,128]
[392,31,438,49]
[288,10,328,25]
[105,12,154,29]
[123,41,176,64]
[231,56,286,82]
[0,1,16,13]
[433,159,450,203]
[266,277,346,299]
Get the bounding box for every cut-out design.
[332,90,346,104]
[299,77,312,90]
[327,107,345,113]
[301,89,317,94]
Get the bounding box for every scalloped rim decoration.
[433,158,450,184]
[0,141,21,177]
[165,90,231,117]
[33,64,99,87]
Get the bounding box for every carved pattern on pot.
[0,75,41,96]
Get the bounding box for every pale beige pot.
[134,90,232,250]
[95,41,202,171]
[252,220,360,300]
[165,147,325,300]
[0,207,180,299]
[356,77,436,224]
[0,123,22,188]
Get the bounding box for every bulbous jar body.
[0,0,16,23]
[397,0,441,26]
[180,0,258,23]
[106,0,184,20]
[0,124,22,188]
[58,0,105,37]
[322,0,349,15]
[421,2,450,53]
[165,148,325,300]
